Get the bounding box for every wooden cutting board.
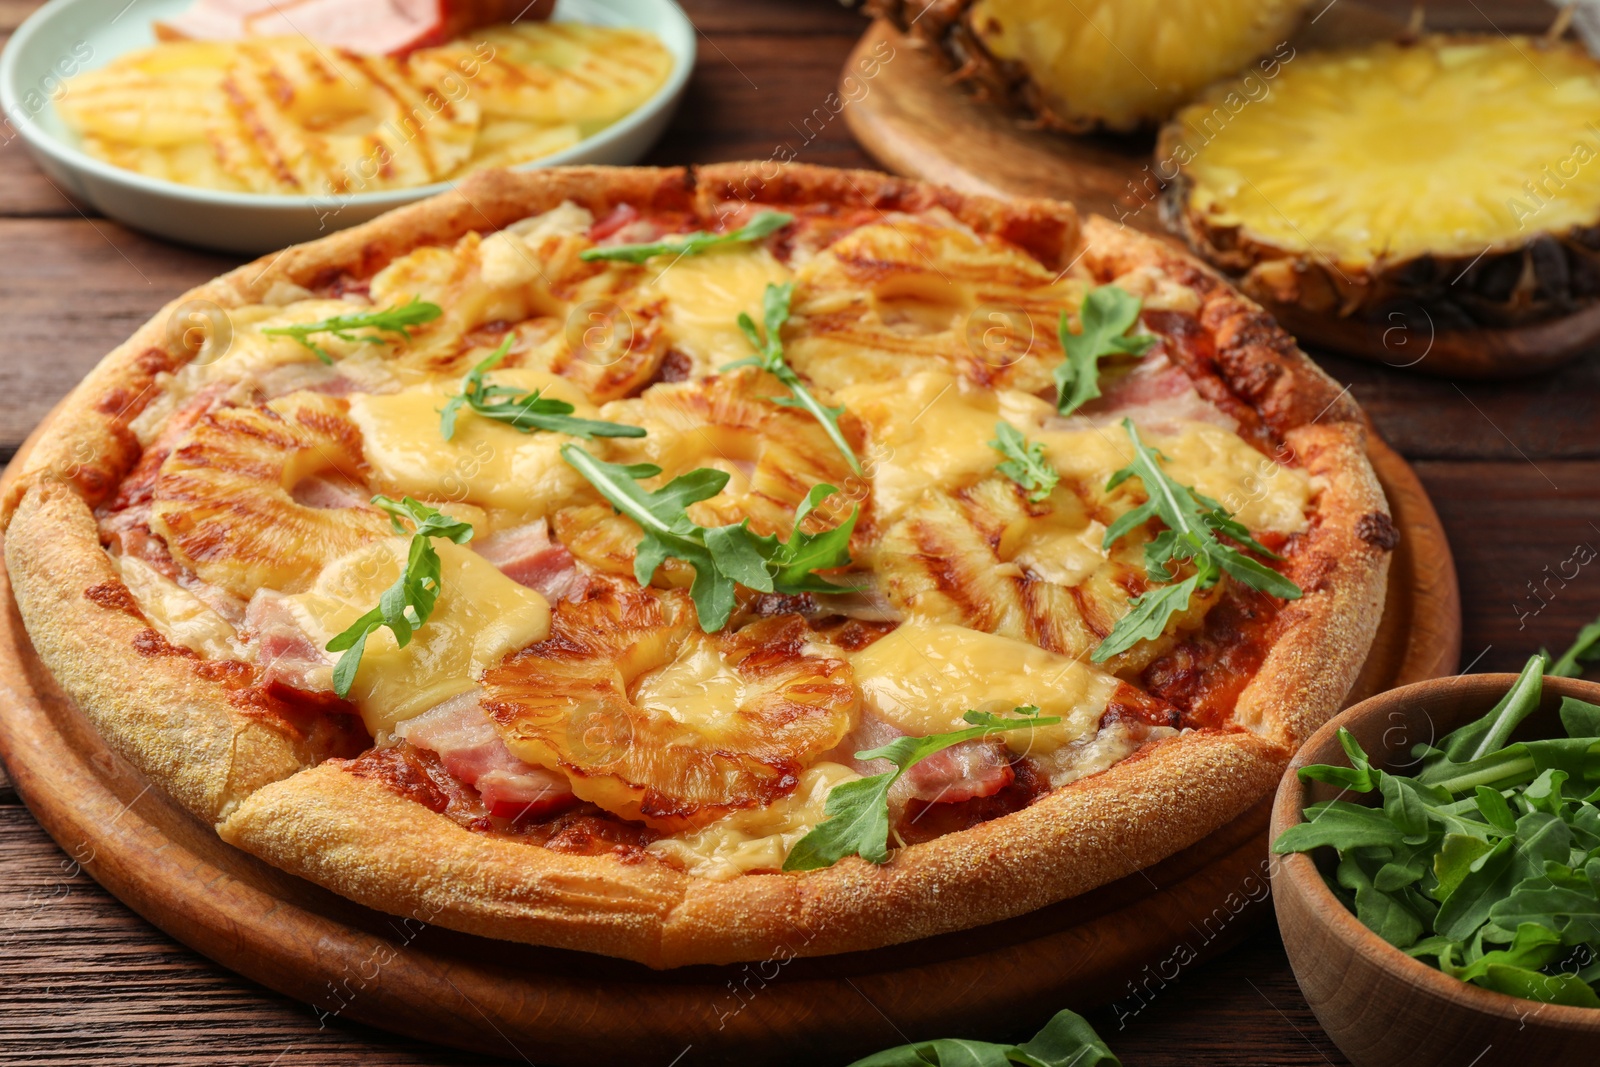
[841,6,1581,379]
[0,412,1459,1064]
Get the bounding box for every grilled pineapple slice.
[870,0,1308,131]
[54,41,232,146]
[788,217,1085,396]
[429,23,673,128]
[873,477,1218,673]
[1160,35,1600,342]
[481,583,857,831]
[214,40,479,194]
[557,370,860,581]
[149,392,393,600]
[56,23,669,194]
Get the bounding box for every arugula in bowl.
[1274,650,1600,1007]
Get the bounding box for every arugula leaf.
[847,1007,1120,1067]
[579,210,793,265]
[1052,286,1156,417]
[1551,612,1600,678]
[1091,419,1301,662]
[1477,963,1600,1007]
[726,282,860,474]
[262,296,441,364]
[324,496,474,697]
[1426,654,1546,770]
[1274,640,1600,1010]
[438,337,646,441]
[561,445,857,631]
[1338,851,1425,947]
[989,422,1059,502]
[782,707,1061,871]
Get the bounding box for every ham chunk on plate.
[156,0,554,56]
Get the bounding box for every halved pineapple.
[149,392,393,599]
[481,582,857,831]
[869,0,1309,131]
[1160,35,1600,345]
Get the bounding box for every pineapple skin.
[1158,35,1600,337]
[867,0,1310,132]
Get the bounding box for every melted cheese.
[115,554,240,660]
[641,245,793,374]
[842,370,1310,536]
[348,369,597,524]
[631,639,747,735]
[850,621,1119,755]
[1000,497,1108,587]
[836,371,1051,523]
[647,761,859,879]
[282,539,550,734]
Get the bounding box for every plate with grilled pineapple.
[848,1,1597,378]
[0,0,694,253]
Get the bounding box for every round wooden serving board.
[0,428,1458,1065]
[841,6,1581,379]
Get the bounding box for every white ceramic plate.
[0,0,695,254]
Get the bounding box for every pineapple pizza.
[2,164,1394,967]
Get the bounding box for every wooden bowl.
[1271,673,1600,1067]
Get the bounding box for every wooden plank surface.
[0,0,1591,1064]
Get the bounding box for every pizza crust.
[219,726,1286,967]
[3,162,1393,966]
[6,480,310,822]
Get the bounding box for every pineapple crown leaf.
[988,421,1059,503]
[325,496,474,698]
[1091,419,1301,663]
[579,210,794,265]
[261,296,443,365]
[560,445,858,632]
[1053,285,1157,417]
[724,282,861,476]
[781,706,1060,872]
[438,335,647,442]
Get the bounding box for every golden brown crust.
[220,728,1286,967]
[6,162,1392,966]
[5,481,311,823]
[1075,217,1391,749]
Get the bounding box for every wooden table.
[0,0,1587,1062]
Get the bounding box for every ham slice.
[245,591,334,695]
[155,0,553,56]
[474,520,588,602]
[900,739,1015,804]
[826,712,1015,804]
[290,475,372,511]
[396,692,576,819]
[1062,352,1239,434]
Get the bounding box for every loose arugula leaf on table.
[561,446,858,631]
[1090,419,1301,662]
[1052,285,1156,417]
[261,296,441,364]
[782,706,1061,872]
[989,422,1059,502]
[846,1007,1120,1067]
[578,210,793,265]
[1273,650,1600,1007]
[438,337,646,441]
[325,496,473,697]
[725,281,860,474]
